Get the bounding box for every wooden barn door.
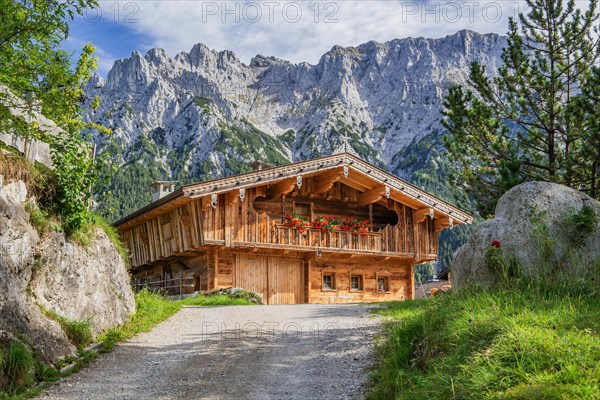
[267,257,304,305]
[234,255,304,305]
[234,255,268,301]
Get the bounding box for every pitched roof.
[114,153,473,229]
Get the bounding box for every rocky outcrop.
[451,182,600,290]
[0,181,135,363]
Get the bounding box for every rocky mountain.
[86,29,506,221]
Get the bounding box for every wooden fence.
[132,271,196,296]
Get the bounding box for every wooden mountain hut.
[115,153,472,304]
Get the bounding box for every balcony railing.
[270,224,385,253]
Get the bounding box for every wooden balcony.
[228,224,417,258]
[272,225,384,252]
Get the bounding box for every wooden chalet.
[115,153,472,304]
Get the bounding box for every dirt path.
[37,304,382,400]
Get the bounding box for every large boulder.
[0,180,135,363]
[451,182,600,290]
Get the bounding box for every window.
[350,275,363,291]
[294,202,310,217]
[323,273,336,290]
[377,276,390,292]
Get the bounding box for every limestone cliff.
[0,180,135,363]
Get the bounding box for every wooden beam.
[414,207,432,223]
[434,216,452,232]
[267,178,296,198]
[357,186,385,206]
[339,176,372,192]
[314,168,342,194]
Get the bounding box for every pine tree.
[442,0,599,216]
[571,67,600,197]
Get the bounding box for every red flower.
[491,240,501,248]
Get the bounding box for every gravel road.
[37,304,382,400]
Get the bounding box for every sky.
[63,0,589,76]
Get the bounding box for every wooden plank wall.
[309,259,412,303]
[416,218,438,258]
[122,198,204,268]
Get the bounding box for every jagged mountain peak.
[88,30,507,220]
[249,54,291,68]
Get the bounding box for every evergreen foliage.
[443,0,600,216]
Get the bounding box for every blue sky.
[62,1,589,76]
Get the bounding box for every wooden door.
[234,255,268,301]
[267,257,304,305]
[234,255,304,304]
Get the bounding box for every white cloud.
[91,0,591,67]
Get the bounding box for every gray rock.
[31,228,135,335]
[451,182,600,289]
[0,181,135,363]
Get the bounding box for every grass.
[368,284,600,399]
[23,202,62,236]
[0,147,55,204]
[97,289,183,351]
[38,308,93,349]
[1,342,34,394]
[180,293,258,306]
[69,214,130,264]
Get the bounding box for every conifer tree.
[442,0,599,216]
[571,67,600,197]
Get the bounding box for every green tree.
[0,0,109,231]
[415,263,435,284]
[442,0,599,216]
[570,67,600,197]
